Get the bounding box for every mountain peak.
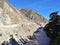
[19,9,48,26]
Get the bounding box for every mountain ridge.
[19,9,48,26]
[0,0,49,45]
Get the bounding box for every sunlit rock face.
[0,0,48,45]
[19,9,48,27]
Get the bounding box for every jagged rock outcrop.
[0,0,48,45]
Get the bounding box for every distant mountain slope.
[19,9,48,26]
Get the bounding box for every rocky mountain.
[0,0,49,45]
[19,9,48,26]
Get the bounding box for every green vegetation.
[44,11,60,45]
[10,34,13,38]
[0,34,2,36]
[15,34,18,36]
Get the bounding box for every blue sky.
[7,0,60,19]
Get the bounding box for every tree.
[44,11,60,45]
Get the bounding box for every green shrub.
[44,11,60,45]
[10,34,13,38]
[15,34,18,36]
[0,34,2,36]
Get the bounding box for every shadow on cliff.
[2,37,19,45]
[26,27,51,45]
[2,37,28,45]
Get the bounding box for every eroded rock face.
[0,0,48,45]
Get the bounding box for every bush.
[15,34,18,36]
[44,12,60,45]
[10,34,13,38]
[0,34,2,36]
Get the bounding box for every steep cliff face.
[0,0,48,45]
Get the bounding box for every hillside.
[0,0,48,45]
[19,9,48,26]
